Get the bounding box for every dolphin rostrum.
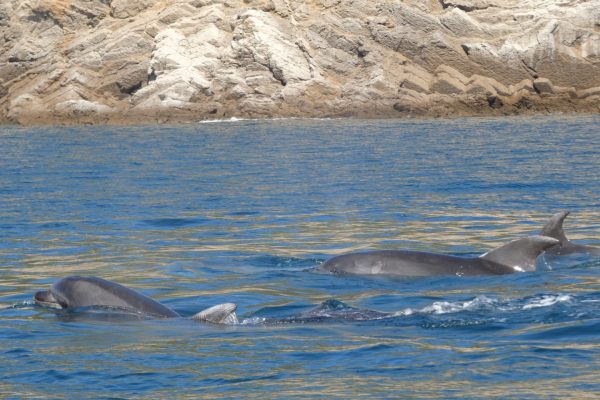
[34,276,238,324]
[540,211,600,256]
[316,235,559,277]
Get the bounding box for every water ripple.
[0,116,599,398]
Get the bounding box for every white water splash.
[522,295,572,310]
[390,308,414,317]
[240,316,267,325]
[199,117,248,124]
[2,300,36,310]
[418,296,497,315]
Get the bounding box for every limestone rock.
[467,75,497,96]
[577,86,600,99]
[432,76,467,95]
[533,78,554,95]
[399,67,432,93]
[0,0,599,124]
[440,8,486,37]
[55,99,112,115]
[514,79,535,94]
[110,0,159,19]
[431,65,468,94]
[231,10,313,86]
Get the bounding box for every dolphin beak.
[34,290,62,309]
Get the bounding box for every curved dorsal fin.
[192,303,238,325]
[479,235,559,271]
[540,211,570,244]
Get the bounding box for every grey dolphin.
[34,276,238,324]
[316,235,559,277]
[280,299,391,322]
[540,211,600,256]
[243,299,392,325]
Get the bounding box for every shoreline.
[2,93,598,126]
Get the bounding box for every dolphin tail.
[540,211,570,244]
[191,303,238,325]
[479,235,560,272]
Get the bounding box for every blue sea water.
[1,115,599,398]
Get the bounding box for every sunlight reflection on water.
[1,116,599,398]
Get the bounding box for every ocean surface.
[1,116,599,398]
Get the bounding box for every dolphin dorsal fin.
[540,211,570,244]
[192,303,238,325]
[479,235,559,272]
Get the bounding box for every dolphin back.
[479,235,559,271]
[318,250,507,276]
[51,276,179,318]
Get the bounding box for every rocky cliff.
[1,0,599,124]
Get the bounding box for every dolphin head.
[33,277,82,310]
[33,276,180,317]
[34,289,64,309]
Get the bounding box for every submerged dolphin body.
[278,299,391,322]
[316,235,559,277]
[34,276,238,324]
[243,299,392,325]
[540,211,600,256]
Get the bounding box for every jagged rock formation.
[0,0,599,124]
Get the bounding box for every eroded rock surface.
[1,0,599,124]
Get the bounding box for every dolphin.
[242,299,393,325]
[316,235,559,277]
[277,299,391,323]
[33,276,238,324]
[540,211,600,256]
